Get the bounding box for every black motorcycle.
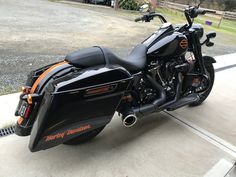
[15,5,216,152]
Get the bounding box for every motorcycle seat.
[65,44,147,72]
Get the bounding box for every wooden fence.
[159,1,236,21]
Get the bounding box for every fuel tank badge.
[180,39,188,49]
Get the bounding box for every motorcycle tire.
[189,63,215,107]
[63,125,106,145]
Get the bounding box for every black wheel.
[63,126,106,145]
[189,63,215,106]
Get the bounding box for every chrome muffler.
[122,114,137,128]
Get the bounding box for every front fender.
[203,55,216,65]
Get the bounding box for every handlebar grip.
[196,9,206,15]
[135,17,142,22]
[205,10,216,14]
[196,9,216,15]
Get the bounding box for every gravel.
[0,0,235,94]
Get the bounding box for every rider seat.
[65,44,147,72]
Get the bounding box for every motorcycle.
[15,5,216,152]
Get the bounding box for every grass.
[52,1,236,36]
[0,86,18,96]
[156,8,236,36]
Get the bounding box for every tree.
[114,0,119,10]
[224,0,236,11]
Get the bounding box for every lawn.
[156,8,236,36]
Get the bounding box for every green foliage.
[157,8,236,36]
[119,0,141,11]
[166,0,236,11]
[224,0,236,11]
[0,85,16,95]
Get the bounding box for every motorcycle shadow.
[14,112,172,172]
[55,112,170,155]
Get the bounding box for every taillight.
[21,86,31,94]
[27,94,33,105]
[22,93,41,105]
[17,117,24,125]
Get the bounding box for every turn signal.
[27,94,33,105]
[21,86,26,93]
[21,86,31,94]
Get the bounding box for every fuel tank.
[143,23,188,59]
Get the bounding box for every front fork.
[191,32,208,76]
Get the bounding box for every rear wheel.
[63,126,106,145]
[189,63,215,106]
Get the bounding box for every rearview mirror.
[140,4,149,13]
[198,0,205,7]
[206,32,216,39]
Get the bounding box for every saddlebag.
[15,62,132,152]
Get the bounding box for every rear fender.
[15,62,73,136]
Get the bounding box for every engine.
[147,53,200,101]
[117,53,207,116]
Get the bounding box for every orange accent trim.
[44,124,92,142]
[67,124,91,136]
[86,86,110,95]
[30,61,68,93]
[17,117,24,125]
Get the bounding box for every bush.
[224,0,236,11]
[119,0,141,10]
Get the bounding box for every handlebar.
[203,10,216,14]
[194,9,216,16]
[134,13,167,23]
[184,6,216,29]
[185,7,216,18]
[135,6,216,32]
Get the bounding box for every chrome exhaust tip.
[122,114,137,128]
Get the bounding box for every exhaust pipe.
[133,73,183,117]
[133,74,167,117]
[122,114,137,128]
[121,73,182,126]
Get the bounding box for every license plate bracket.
[18,101,29,118]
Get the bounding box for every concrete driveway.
[0,114,234,177]
[0,1,236,176]
[0,54,236,177]
[0,0,236,94]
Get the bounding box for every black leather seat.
[65,44,147,72]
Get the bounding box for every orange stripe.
[30,61,68,93]
[87,86,110,95]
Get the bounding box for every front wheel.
[189,63,215,106]
[63,126,106,145]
